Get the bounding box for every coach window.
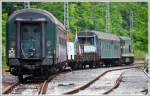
[34,27,40,40]
[59,37,61,45]
[129,45,131,52]
[62,38,64,45]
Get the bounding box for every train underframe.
[8,56,134,82]
[8,58,67,82]
[68,55,134,69]
[121,56,134,65]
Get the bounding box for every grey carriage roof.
[119,36,131,40]
[78,30,120,41]
[7,8,67,31]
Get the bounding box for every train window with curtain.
[33,26,40,40]
[78,37,94,45]
[129,45,131,52]
[59,37,61,45]
[22,26,29,40]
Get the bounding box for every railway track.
[64,65,143,95]
[3,64,145,95]
[3,82,19,94]
[3,78,46,94]
[39,69,72,94]
[39,74,57,94]
[103,71,124,94]
[2,75,34,94]
[3,69,71,95]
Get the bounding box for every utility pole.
[24,2,30,8]
[91,5,98,31]
[129,10,134,53]
[64,0,69,31]
[105,2,110,32]
[129,10,133,39]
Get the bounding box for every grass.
[134,50,146,60]
[2,56,8,70]
[144,63,148,69]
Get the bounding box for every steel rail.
[103,72,124,94]
[2,75,37,94]
[38,69,72,94]
[3,82,19,94]
[64,65,142,95]
[38,75,56,94]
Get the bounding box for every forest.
[2,2,148,68]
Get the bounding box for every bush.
[2,56,8,69]
[134,50,146,60]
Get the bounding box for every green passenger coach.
[6,8,67,82]
[95,31,121,66]
[120,36,134,64]
[68,30,134,69]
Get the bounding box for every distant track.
[103,72,124,94]
[64,65,143,95]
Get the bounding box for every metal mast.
[24,2,30,8]
[91,5,98,31]
[64,0,69,31]
[105,2,110,32]
[129,10,133,39]
[129,10,134,53]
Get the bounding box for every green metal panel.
[7,8,67,66]
[100,39,120,59]
[120,38,133,57]
[45,20,56,59]
[7,19,16,59]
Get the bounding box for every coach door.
[20,23,42,59]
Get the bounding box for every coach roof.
[119,36,131,40]
[7,8,66,31]
[78,30,120,41]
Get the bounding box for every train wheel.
[71,64,77,70]
[114,60,122,66]
[105,63,110,67]
[93,62,97,68]
[50,66,57,74]
[18,75,23,83]
[81,62,85,69]
[89,64,93,68]
[58,64,64,72]
[78,63,83,69]
[95,63,100,68]
[82,63,86,69]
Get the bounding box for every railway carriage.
[6,8,67,82]
[69,30,134,69]
[120,36,134,64]
[6,8,134,81]
[69,31,121,69]
[95,31,121,66]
